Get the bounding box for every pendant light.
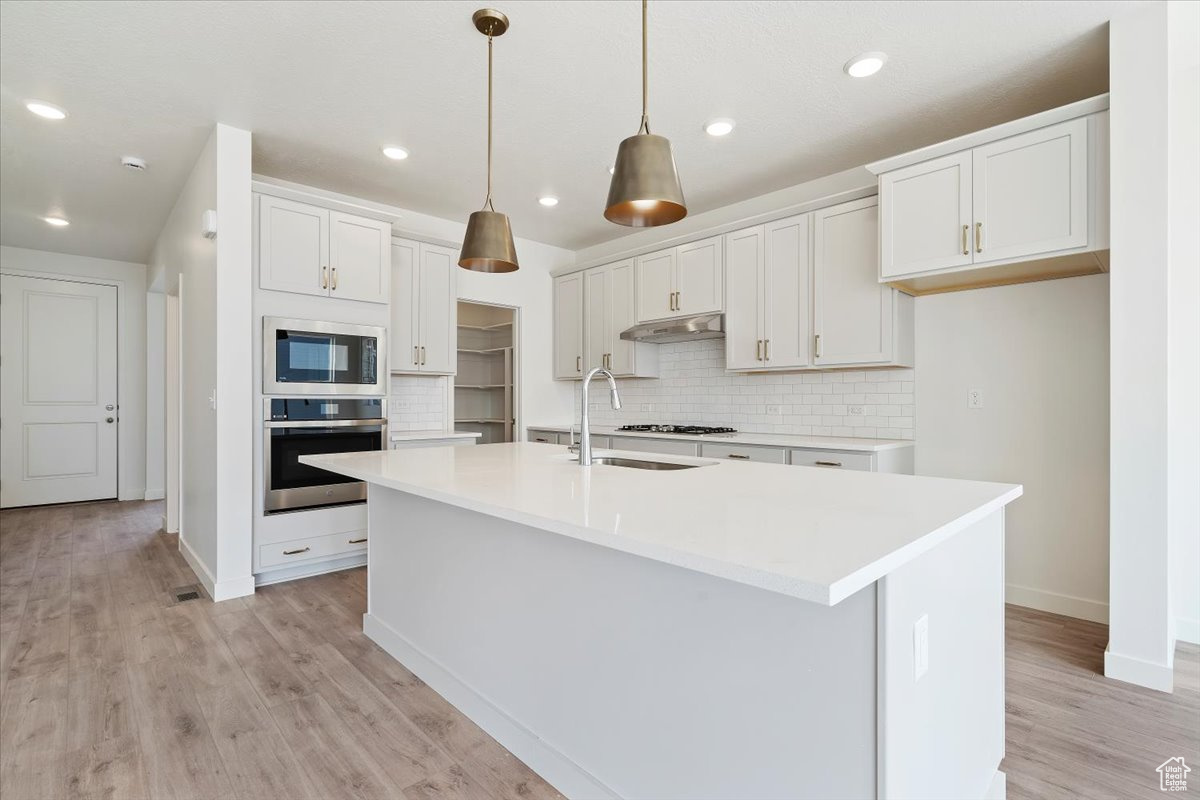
[604,0,686,227]
[459,8,519,273]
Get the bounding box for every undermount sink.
[588,456,708,471]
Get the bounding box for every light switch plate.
[967,389,984,409]
[914,614,929,681]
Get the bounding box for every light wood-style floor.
[0,500,1196,799]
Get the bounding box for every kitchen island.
[302,442,1021,800]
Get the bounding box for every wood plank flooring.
[1,499,1197,799]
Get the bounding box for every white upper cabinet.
[584,266,609,374]
[391,238,456,374]
[553,273,584,380]
[762,215,811,369]
[871,98,1109,295]
[328,211,391,303]
[258,195,391,304]
[971,117,1088,264]
[879,152,972,279]
[259,195,328,297]
[635,235,724,323]
[579,261,658,379]
[723,226,765,371]
[813,197,910,367]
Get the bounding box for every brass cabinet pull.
[815,333,822,358]
[764,339,770,361]
[420,346,426,365]
[576,355,582,372]
[534,437,550,443]
[815,460,842,467]
[321,266,328,289]
[348,538,367,544]
[727,453,750,460]
[283,547,311,555]
[975,222,983,253]
[331,266,338,289]
[414,346,419,365]
[962,225,969,255]
[756,339,763,361]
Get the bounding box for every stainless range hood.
[619,313,724,343]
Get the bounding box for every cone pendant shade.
[459,8,519,272]
[460,210,519,273]
[605,133,686,227]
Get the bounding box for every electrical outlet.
[913,614,929,681]
[393,399,412,411]
[848,406,864,416]
[766,405,781,415]
[641,403,653,412]
[967,389,984,409]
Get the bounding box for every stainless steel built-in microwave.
[263,317,386,396]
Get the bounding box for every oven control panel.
[268,397,385,421]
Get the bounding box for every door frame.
[1,268,125,502]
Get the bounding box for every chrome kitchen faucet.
[578,367,621,466]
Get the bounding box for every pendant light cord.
[638,0,651,135]
[484,32,496,211]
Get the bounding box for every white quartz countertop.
[527,424,912,452]
[302,443,1019,605]
[389,430,483,442]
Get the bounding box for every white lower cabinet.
[610,437,701,457]
[699,443,787,464]
[259,530,368,570]
[528,429,563,445]
[788,449,876,472]
[390,437,476,450]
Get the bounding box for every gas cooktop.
[616,424,737,435]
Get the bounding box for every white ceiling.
[1,0,1129,263]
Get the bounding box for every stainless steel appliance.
[263,397,386,513]
[620,313,724,343]
[263,317,386,396]
[616,424,737,435]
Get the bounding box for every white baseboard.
[1005,583,1108,624]
[1104,645,1174,692]
[1177,617,1200,645]
[254,552,367,587]
[143,489,165,501]
[363,613,618,800]
[985,770,1007,800]
[178,536,255,602]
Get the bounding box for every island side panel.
[366,488,878,800]
[878,509,1006,799]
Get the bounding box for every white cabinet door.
[418,243,457,374]
[814,197,893,366]
[259,195,329,297]
[723,226,764,371]
[584,265,609,373]
[972,117,1088,264]
[675,235,723,316]
[329,211,391,304]
[553,273,584,379]
[879,152,972,278]
[608,260,639,376]
[390,239,419,371]
[763,214,811,369]
[636,249,675,322]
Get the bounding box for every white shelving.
[455,302,516,443]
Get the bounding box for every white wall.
[149,124,254,601]
[145,292,165,500]
[915,276,1110,622]
[0,245,148,502]
[1106,2,1174,691]
[1168,0,1200,645]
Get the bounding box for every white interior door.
[1,274,118,507]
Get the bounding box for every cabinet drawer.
[259,530,368,569]
[528,429,564,445]
[391,438,476,450]
[788,449,875,472]
[612,437,700,457]
[700,443,787,464]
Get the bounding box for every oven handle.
[265,419,387,429]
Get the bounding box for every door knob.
[105,417,115,423]
[105,404,114,411]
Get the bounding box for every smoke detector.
[121,156,148,171]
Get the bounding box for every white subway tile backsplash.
[389,375,448,431]
[575,339,914,439]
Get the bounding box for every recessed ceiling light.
[121,156,148,171]
[844,52,887,78]
[704,119,735,137]
[26,101,67,120]
[538,196,559,207]
[382,146,409,160]
[42,216,69,227]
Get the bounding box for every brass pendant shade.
[460,210,519,273]
[605,133,686,227]
[604,0,686,228]
[459,8,519,273]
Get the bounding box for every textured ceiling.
[0,0,1128,263]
